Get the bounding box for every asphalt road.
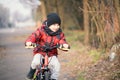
[0,27,34,80]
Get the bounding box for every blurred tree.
[83,0,89,45]
[19,0,41,19]
[36,0,82,29]
[87,0,120,49]
[0,4,10,28]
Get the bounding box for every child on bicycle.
[25,13,70,80]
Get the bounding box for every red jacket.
[25,25,68,57]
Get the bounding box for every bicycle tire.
[44,71,50,80]
[34,72,43,80]
[38,72,43,80]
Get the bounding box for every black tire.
[44,71,50,80]
[38,72,43,80]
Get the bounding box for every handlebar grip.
[59,45,70,51]
[25,43,36,48]
[61,48,70,51]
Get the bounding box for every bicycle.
[25,43,69,80]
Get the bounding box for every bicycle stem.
[44,52,49,67]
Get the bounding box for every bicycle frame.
[33,52,51,80]
[44,52,49,67]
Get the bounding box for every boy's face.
[49,23,60,32]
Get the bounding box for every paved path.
[0,27,34,80]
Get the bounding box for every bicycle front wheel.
[44,71,50,80]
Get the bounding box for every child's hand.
[63,44,69,49]
[59,44,70,51]
[26,42,32,46]
[25,42,36,48]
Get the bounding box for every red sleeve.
[59,33,68,44]
[25,28,41,43]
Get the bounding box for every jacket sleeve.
[59,33,68,44]
[25,28,41,43]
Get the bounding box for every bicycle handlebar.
[42,44,60,52]
[25,43,70,51]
